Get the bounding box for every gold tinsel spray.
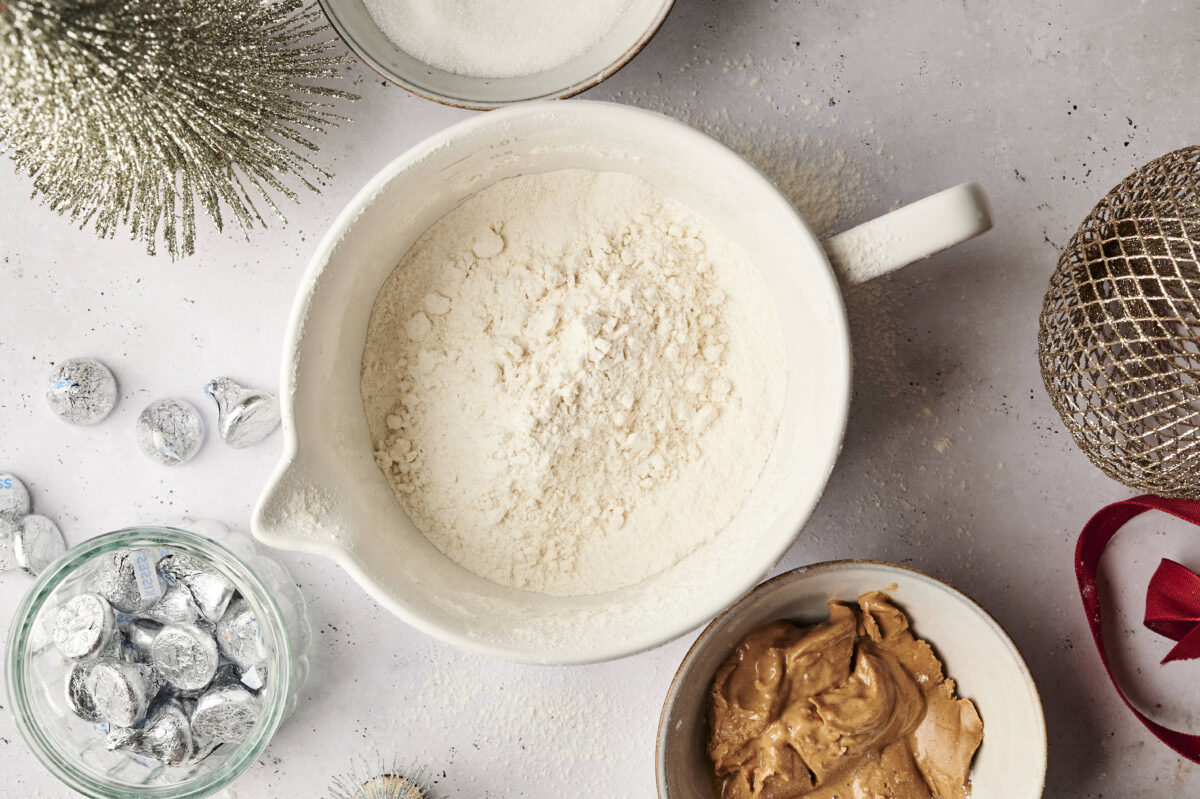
[0,0,357,258]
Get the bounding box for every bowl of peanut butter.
[656,560,1046,799]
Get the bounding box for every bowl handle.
[822,182,992,285]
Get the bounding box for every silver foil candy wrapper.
[150,624,220,691]
[13,514,66,576]
[46,358,118,426]
[191,683,261,744]
[30,602,64,651]
[144,584,208,628]
[50,544,279,770]
[85,660,162,728]
[105,698,196,767]
[52,593,117,660]
[136,398,204,466]
[0,473,31,524]
[100,632,142,664]
[119,618,163,662]
[204,378,281,449]
[158,552,235,623]
[215,597,267,670]
[87,549,166,613]
[66,662,104,723]
[0,519,19,572]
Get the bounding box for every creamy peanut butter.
[707,592,983,799]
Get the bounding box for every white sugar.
[362,0,633,78]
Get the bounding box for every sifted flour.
[360,170,785,596]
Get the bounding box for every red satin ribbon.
[1146,558,1200,664]
[1076,494,1200,762]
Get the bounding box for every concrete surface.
[3,1,1199,796]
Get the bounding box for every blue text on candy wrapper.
[1,477,11,490]
[134,551,162,601]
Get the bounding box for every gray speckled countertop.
[3,1,1199,796]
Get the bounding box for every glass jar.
[5,521,310,799]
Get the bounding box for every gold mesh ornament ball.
[1039,146,1200,497]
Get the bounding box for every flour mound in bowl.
[360,169,786,596]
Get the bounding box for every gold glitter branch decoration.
[0,0,357,258]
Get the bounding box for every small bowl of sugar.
[318,0,674,108]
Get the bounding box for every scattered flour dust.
[360,0,632,78]
[360,169,786,596]
[407,646,664,795]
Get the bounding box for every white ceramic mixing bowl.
[253,101,992,664]
[318,0,674,108]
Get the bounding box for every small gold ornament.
[0,0,356,259]
[1039,146,1200,497]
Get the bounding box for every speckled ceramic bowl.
[657,561,1046,799]
[317,0,675,109]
